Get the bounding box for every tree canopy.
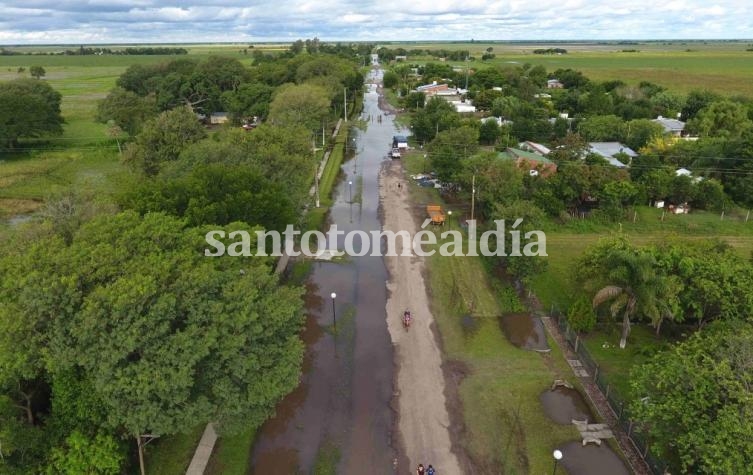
[0,78,64,148]
[631,322,753,474]
[0,212,304,473]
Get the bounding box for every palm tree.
[591,249,674,348]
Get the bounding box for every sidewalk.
[539,314,651,475]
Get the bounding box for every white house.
[518,141,551,156]
[588,142,638,168]
[675,167,692,177]
[653,116,686,137]
[452,102,476,113]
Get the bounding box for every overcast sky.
[0,0,751,44]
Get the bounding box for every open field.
[383,40,753,95]
[0,45,265,227]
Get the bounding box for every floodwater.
[556,440,631,475]
[6,214,33,226]
[251,69,405,473]
[499,312,550,351]
[539,387,594,425]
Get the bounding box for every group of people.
[416,463,436,475]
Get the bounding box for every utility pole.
[465,55,470,90]
[471,173,476,221]
[137,433,145,475]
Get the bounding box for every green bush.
[567,296,597,333]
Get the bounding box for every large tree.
[96,87,158,135]
[123,106,206,175]
[427,125,479,182]
[687,99,753,139]
[267,83,330,130]
[578,237,677,347]
[0,212,304,473]
[0,78,63,148]
[630,322,753,474]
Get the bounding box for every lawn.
[143,425,205,475]
[580,325,669,399]
[204,429,256,475]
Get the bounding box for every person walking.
[426,464,435,475]
[416,463,426,475]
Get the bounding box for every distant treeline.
[0,46,188,56]
[533,48,567,55]
[377,47,471,62]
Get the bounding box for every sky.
[0,0,751,44]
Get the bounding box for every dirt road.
[380,161,463,474]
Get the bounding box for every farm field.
[0,44,271,223]
[383,40,753,95]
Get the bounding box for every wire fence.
[550,306,668,475]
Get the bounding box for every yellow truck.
[426,205,445,225]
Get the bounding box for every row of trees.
[1,41,366,473]
[97,52,363,132]
[568,237,753,472]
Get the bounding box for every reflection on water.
[540,387,594,425]
[499,313,550,350]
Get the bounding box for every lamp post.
[552,449,563,475]
[330,292,337,333]
[447,210,452,229]
[348,181,353,203]
[423,153,427,173]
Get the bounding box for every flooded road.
[251,69,404,473]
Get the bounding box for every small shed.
[210,112,229,125]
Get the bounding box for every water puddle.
[499,313,549,351]
[539,387,594,425]
[556,440,631,475]
[6,214,33,226]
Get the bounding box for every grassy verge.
[426,235,579,472]
[400,150,581,471]
[204,429,256,475]
[144,425,205,475]
[303,123,348,231]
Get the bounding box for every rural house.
[652,116,686,137]
[498,147,557,177]
[588,142,637,168]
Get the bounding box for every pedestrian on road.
[416,463,425,475]
[426,464,435,475]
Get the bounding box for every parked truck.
[426,204,445,225]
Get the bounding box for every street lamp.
[348,181,353,203]
[447,210,452,229]
[423,153,427,173]
[552,449,563,475]
[330,292,337,333]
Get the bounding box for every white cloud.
[0,0,751,43]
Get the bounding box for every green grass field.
[385,40,753,96]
